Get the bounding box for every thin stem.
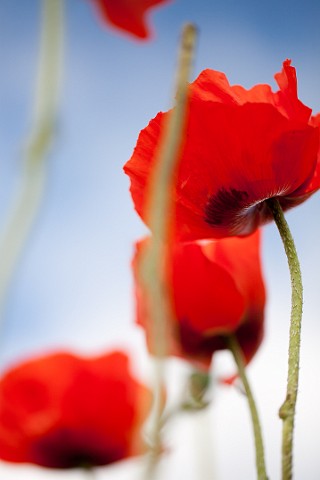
[84,467,96,480]
[143,359,165,480]
[139,24,197,479]
[267,198,303,480]
[193,407,216,480]
[140,23,197,358]
[227,334,268,480]
[0,0,63,320]
[189,370,215,479]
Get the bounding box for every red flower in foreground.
[0,351,151,468]
[124,60,320,240]
[133,230,266,368]
[90,0,171,39]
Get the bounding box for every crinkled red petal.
[125,95,319,240]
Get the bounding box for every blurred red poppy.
[124,60,320,240]
[90,0,171,39]
[0,351,151,468]
[133,230,266,368]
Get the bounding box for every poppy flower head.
[124,61,320,240]
[0,351,151,468]
[90,0,171,40]
[133,230,266,369]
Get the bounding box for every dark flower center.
[204,188,249,227]
[32,428,125,469]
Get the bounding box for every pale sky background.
[0,0,320,479]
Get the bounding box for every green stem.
[227,334,268,480]
[193,406,216,480]
[140,23,197,359]
[84,467,96,480]
[143,359,165,480]
[140,24,197,479]
[267,198,303,480]
[0,0,63,320]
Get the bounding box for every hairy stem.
[227,334,268,480]
[267,198,303,480]
[0,0,63,320]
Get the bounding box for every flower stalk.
[0,0,63,320]
[227,334,268,480]
[267,198,303,480]
[84,466,96,480]
[139,23,197,478]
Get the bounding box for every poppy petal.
[125,62,319,240]
[133,231,265,368]
[0,351,151,468]
[91,0,171,39]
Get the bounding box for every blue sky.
[0,0,320,478]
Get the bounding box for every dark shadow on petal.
[177,317,227,363]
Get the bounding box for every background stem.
[140,24,197,478]
[227,334,268,480]
[267,198,303,480]
[0,0,63,321]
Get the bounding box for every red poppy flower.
[90,0,171,39]
[124,60,320,240]
[0,351,151,468]
[133,230,266,368]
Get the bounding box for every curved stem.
[227,334,268,480]
[267,198,303,480]
[0,0,63,320]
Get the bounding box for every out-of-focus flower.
[133,230,266,368]
[90,0,171,40]
[0,351,151,468]
[124,60,320,240]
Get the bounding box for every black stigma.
[204,187,249,226]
